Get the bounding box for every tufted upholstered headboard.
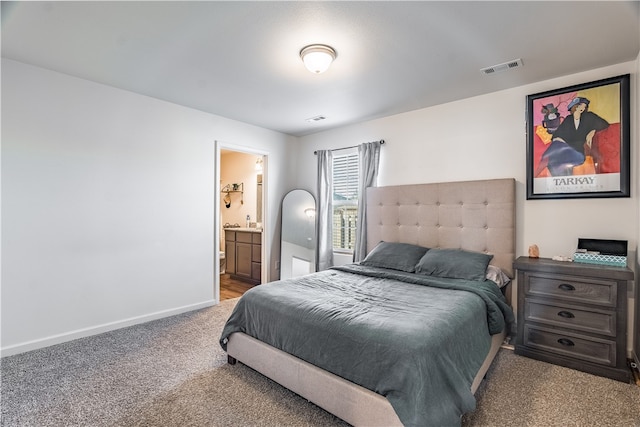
[366,178,516,278]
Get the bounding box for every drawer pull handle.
[557,311,575,319]
[558,283,575,291]
[557,338,575,347]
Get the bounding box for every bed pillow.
[486,265,511,288]
[360,241,429,273]
[415,248,493,281]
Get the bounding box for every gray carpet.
[1,298,639,426]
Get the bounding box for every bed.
[220,178,516,426]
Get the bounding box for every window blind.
[333,153,359,202]
[332,153,359,250]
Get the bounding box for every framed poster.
[526,74,630,199]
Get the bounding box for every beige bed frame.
[227,178,516,426]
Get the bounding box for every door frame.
[214,140,268,302]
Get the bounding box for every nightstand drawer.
[523,325,616,367]
[525,273,616,306]
[524,299,615,336]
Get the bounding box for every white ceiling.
[2,1,639,137]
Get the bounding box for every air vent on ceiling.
[306,115,326,123]
[480,58,524,75]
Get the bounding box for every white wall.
[220,151,261,229]
[297,61,639,356]
[1,59,295,355]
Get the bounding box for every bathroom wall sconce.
[304,208,316,218]
[255,157,263,171]
[300,44,336,74]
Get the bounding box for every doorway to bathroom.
[215,142,267,302]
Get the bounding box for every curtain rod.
[313,139,385,155]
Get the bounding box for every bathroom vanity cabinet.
[225,229,262,285]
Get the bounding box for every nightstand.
[513,256,634,382]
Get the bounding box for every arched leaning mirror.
[280,189,316,280]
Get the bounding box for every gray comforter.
[220,264,514,426]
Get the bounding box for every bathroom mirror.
[280,189,316,280]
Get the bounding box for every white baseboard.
[1,299,217,357]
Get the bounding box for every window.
[332,152,359,252]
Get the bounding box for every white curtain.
[353,141,382,262]
[316,150,334,271]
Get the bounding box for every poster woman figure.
[536,96,609,176]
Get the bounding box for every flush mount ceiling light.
[300,44,336,74]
